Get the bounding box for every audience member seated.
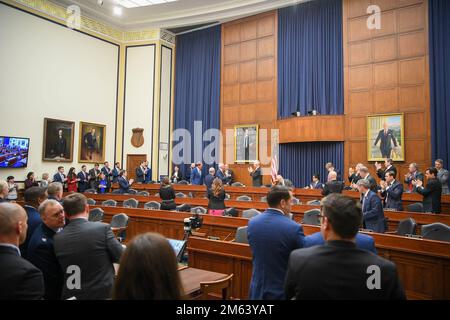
[27,200,65,300]
[47,182,63,203]
[435,159,449,195]
[171,165,183,184]
[118,170,134,194]
[0,203,44,300]
[304,231,377,254]
[207,178,226,216]
[67,167,79,193]
[247,186,304,300]
[284,194,405,300]
[404,163,424,193]
[321,171,344,196]
[6,176,18,201]
[380,171,403,211]
[204,167,216,190]
[97,172,107,194]
[112,232,184,300]
[272,175,294,188]
[20,186,48,258]
[375,158,397,181]
[0,180,8,203]
[159,177,177,210]
[24,171,39,190]
[414,167,442,213]
[54,193,124,300]
[39,173,51,188]
[77,165,90,193]
[357,180,386,233]
[306,173,323,189]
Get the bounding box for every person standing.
[435,159,449,194]
[248,160,262,187]
[112,162,121,184]
[101,161,113,192]
[414,167,442,213]
[404,163,424,193]
[190,162,203,185]
[135,161,147,183]
[357,179,386,233]
[89,163,101,190]
[159,177,177,210]
[380,171,404,211]
[67,167,79,193]
[375,158,397,181]
[6,176,18,201]
[204,167,216,190]
[118,170,134,194]
[171,165,183,184]
[207,178,226,216]
[77,165,90,193]
[24,172,39,190]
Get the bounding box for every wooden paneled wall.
[343,0,430,179]
[220,11,278,186]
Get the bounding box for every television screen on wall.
[0,136,30,168]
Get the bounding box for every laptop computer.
[167,238,187,261]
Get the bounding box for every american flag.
[271,155,278,184]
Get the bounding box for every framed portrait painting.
[78,122,106,163]
[234,124,258,163]
[42,118,75,162]
[367,113,404,161]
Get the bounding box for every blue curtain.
[278,0,343,118]
[429,0,450,176]
[173,26,221,179]
[278,142,344,188]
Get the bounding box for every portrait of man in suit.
[79,122,106,163]
[42,118,74,162]
[368,114,404,161]
[235,125,258,163]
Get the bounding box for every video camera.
[183,212,203,233]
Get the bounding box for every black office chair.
[231,182,245,187]
[176,192,187,198]
[306,200,321,206]
[176,204,191,212]
[110,213,129,242]
[178,180,189,185]
[242,209,260,219]
[407,203,423,213]
[234,226,248,244]
[396,218,417,236]
[144,201,161,210]
[137,191,149,196]
[223,207,239,217]
[421,223,450,242]
[123,198,139,208]
[84,188,96,194]
[190,206,207,214]
[302,209,321,226]
[236,195,251,201]
[102,199,117,207]
[127,189,138,195]
[88,208,104,222]
[86,198,96,205]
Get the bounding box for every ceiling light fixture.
[113,6,123,15]
[118,0,178,9]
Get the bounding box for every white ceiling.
[49,0,308,32]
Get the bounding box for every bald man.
[321,171,344,196]
[0,203,44,299]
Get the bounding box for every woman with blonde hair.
[207,178,226,216]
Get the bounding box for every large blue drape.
[278,0,343,118]
[173,26,221,179]
[279,142,344,188]
[429,0,450,176]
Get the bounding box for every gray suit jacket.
[54,218,123,300]
[438,168,449,194]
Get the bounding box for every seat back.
[137,191,149,196]
[176,204,191,212]
[84,188,96,194]
[199,274,234,300]
[421,223,450,242]
[178,180,189,185]
[235,226,248,244]
[102,199,117,207]
[292,197,301,205]
[110,213,129,229]
[88,208,104,222]
[236,195,251,201]
[407,202,423,212]
[242,209,260,219]
[396,217,417,236]
[86,198,96,205]
[127,189,138,195]
[306,200,321,205]
[231,182,245,187]
[190,206,207,214]
[260,196,267,202]
[144,201,161,210]
[175,192,187,198]
[223,207,238,217]
[302,209,321,225]
[123,198,139,208]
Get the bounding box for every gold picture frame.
[234,124,259,163]
[367,113,404,161]
[78,121,106,163]
[42,118,75,162]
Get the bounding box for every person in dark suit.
[159,177,177,210]
[285,194,405,300]
[135,161,147,183]
[248,160,263,187]
[77,165,90,192]
[144,161,153,183]
[101,161,113,192]
[357,179,386,233]
[348,163,363,186]
[216,163,230,185]
[53,166,66,185]
[248,186,304,299]
[374,122,398,158]
[304,231,377,254]
[112,162,121,184]
[435,159,449,194]
[0,203,44,300]
[224,164,234,185]
[359,166,378,192]
[54,193,124,300]
[404,163,424,193]
[83,128,97,161]
[20,186,48,258]
[54,129,67,158]
[171,165,183,184]
[89,163,101,190]
[190,162,203,185]
[27,199,65,300]
[118,170,134,194]
[321,171,344,196]
[204,167,216,190]
[380,171,403,211]
[307,174,323,189]
[375,158,397,181]
[414,167,442,213]
[47,182,63,203]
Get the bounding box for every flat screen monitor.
[0,136,30,168]
[167,238,187,261]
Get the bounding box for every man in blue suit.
[190,162,203,185]
[204,167,216,190]
[28,199,65,299]
[101,161,113,192]
[118,170,134,194]
[248,186,304,300]
[216,163,230,185]
[144,161,153,183]
[112,162,121,184]
[53,166,66,185]
[304,231,377,254]
[77,165,90,192]
[357,179,386,233]
[380,171,403,211]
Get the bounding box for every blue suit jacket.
[112,168,120,183]
[204,174,215,190]
[27,223,63,300]
[145,168,153,183]
[77,171,89,192]
[118,176,130,194]
[53,173,65,183]
[381,180,403,211]
[19,205,42,258]
[247,209,304,300]
[304,232,377,254]
[190,167,202,185]
[362,190,386,233]
[216,169,230,185]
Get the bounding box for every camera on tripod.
[183,212,203,234]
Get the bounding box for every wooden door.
[127,154,147,180]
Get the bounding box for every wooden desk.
[180,267,228,297]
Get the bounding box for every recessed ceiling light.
[118,0,178,9]
[113,6,123,15]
